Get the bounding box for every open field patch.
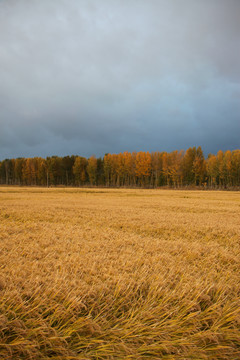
[0,187,239,359]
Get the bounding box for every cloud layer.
[0,0,239,159]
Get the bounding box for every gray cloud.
[0,0,239,159]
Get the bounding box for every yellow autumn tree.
[87,155,97,186]
[135,151,151,186]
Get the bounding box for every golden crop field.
[0,187,239,360]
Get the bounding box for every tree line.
[0,147,240,188]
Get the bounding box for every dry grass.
[0,187,239,359]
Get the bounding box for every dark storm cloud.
[0,0,239,159]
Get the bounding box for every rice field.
[0,187,239,359]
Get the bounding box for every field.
[0,187,239,359]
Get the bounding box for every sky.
[0,0,239,160]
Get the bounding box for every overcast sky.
[0,0,239,159]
